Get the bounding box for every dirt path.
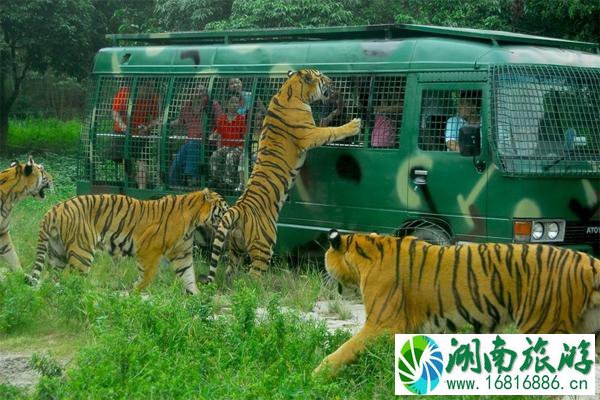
[0,353,40,389]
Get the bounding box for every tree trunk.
[0,110,8,154]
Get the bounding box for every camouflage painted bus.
[77,25,600,257]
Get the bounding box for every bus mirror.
[458,125,481,157]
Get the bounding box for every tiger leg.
[248,243,272,277]
[0,231,22,271]
[298,118,361,150]
[203,209,238,284]
[169,248,199,295]
[134,251,162,292]
[313,326,379,377]
[66,250,93,275]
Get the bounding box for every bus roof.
[95,24,600,74]
[107,24,599,53]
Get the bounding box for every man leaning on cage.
[111,79,161,189]
[168,84,209,187]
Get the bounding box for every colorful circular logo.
[397,335,444,394]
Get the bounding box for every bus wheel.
[396,219,452,245]
[411,227,451,245]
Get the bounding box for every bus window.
[419,89,482,152]
[91,76,134,184]
[320,76,371,147]
[368,76,406,149]
[207,76,254,195]
[166,76,210,189]
[128,77,169,190]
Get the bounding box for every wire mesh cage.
[368,76,406,148]
[79,72,411,194]
[419,89,482,152]
[205,76,254,196]
[127,76,169,190]
[90,76,133,184]
[165,76,211,190]
[77,78,96,181]
[314,75,372,147]
[490,65,600,176]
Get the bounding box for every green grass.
[0,154,550,399]
[7,118,81,154]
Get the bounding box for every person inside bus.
[112,79,161,189]
[445,90,481,152]
[236,99,267,192]
[371,97,403,147]
[209,95,247,189]
[228,77,252,116]
[168,83,209,187]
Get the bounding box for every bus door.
[407,76,489,242]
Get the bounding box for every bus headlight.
[547,222,559,240]
[532,222,544,240]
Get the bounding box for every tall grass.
[7,118,80,154]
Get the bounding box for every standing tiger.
[0,157,53,272]
[27,189,228,294]
[315,230,600,376]
[202,69,361,283]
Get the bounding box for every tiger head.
[1,156,53,201]
[192,189,229,246]
[324,229,384,288]
[286,69,333,104]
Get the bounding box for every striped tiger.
[28,189,228,294]
[315,229,600,375]
[202,69,361,283]
[0,157,53,272]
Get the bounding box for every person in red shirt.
[209,95,247,190]
[168,84,208,186]
[111,80,161,189]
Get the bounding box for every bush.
[0,273,43,333]
[7,118,80,154]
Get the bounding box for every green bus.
[76,24,600,257]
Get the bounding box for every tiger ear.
[300,70,314,84]
[287,70,294,77]
[328,229,341,251]
[24,156,33,176]
[10,160,19,168]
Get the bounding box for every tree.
[0,0,94,152]
[155,0,234,31]
[205,0,359,30]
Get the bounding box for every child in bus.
[209,95,247,189]
[228,77,252,116]
[168,84,208,186]
[445,90,481,152]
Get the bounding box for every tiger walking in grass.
[316,230,600,376]
[28,189,228,293]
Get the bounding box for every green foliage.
[0,273,42,333]
[206,0,359,30]
[7,119,80,154]
[30,353,64,378]
[155,0,234,31]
